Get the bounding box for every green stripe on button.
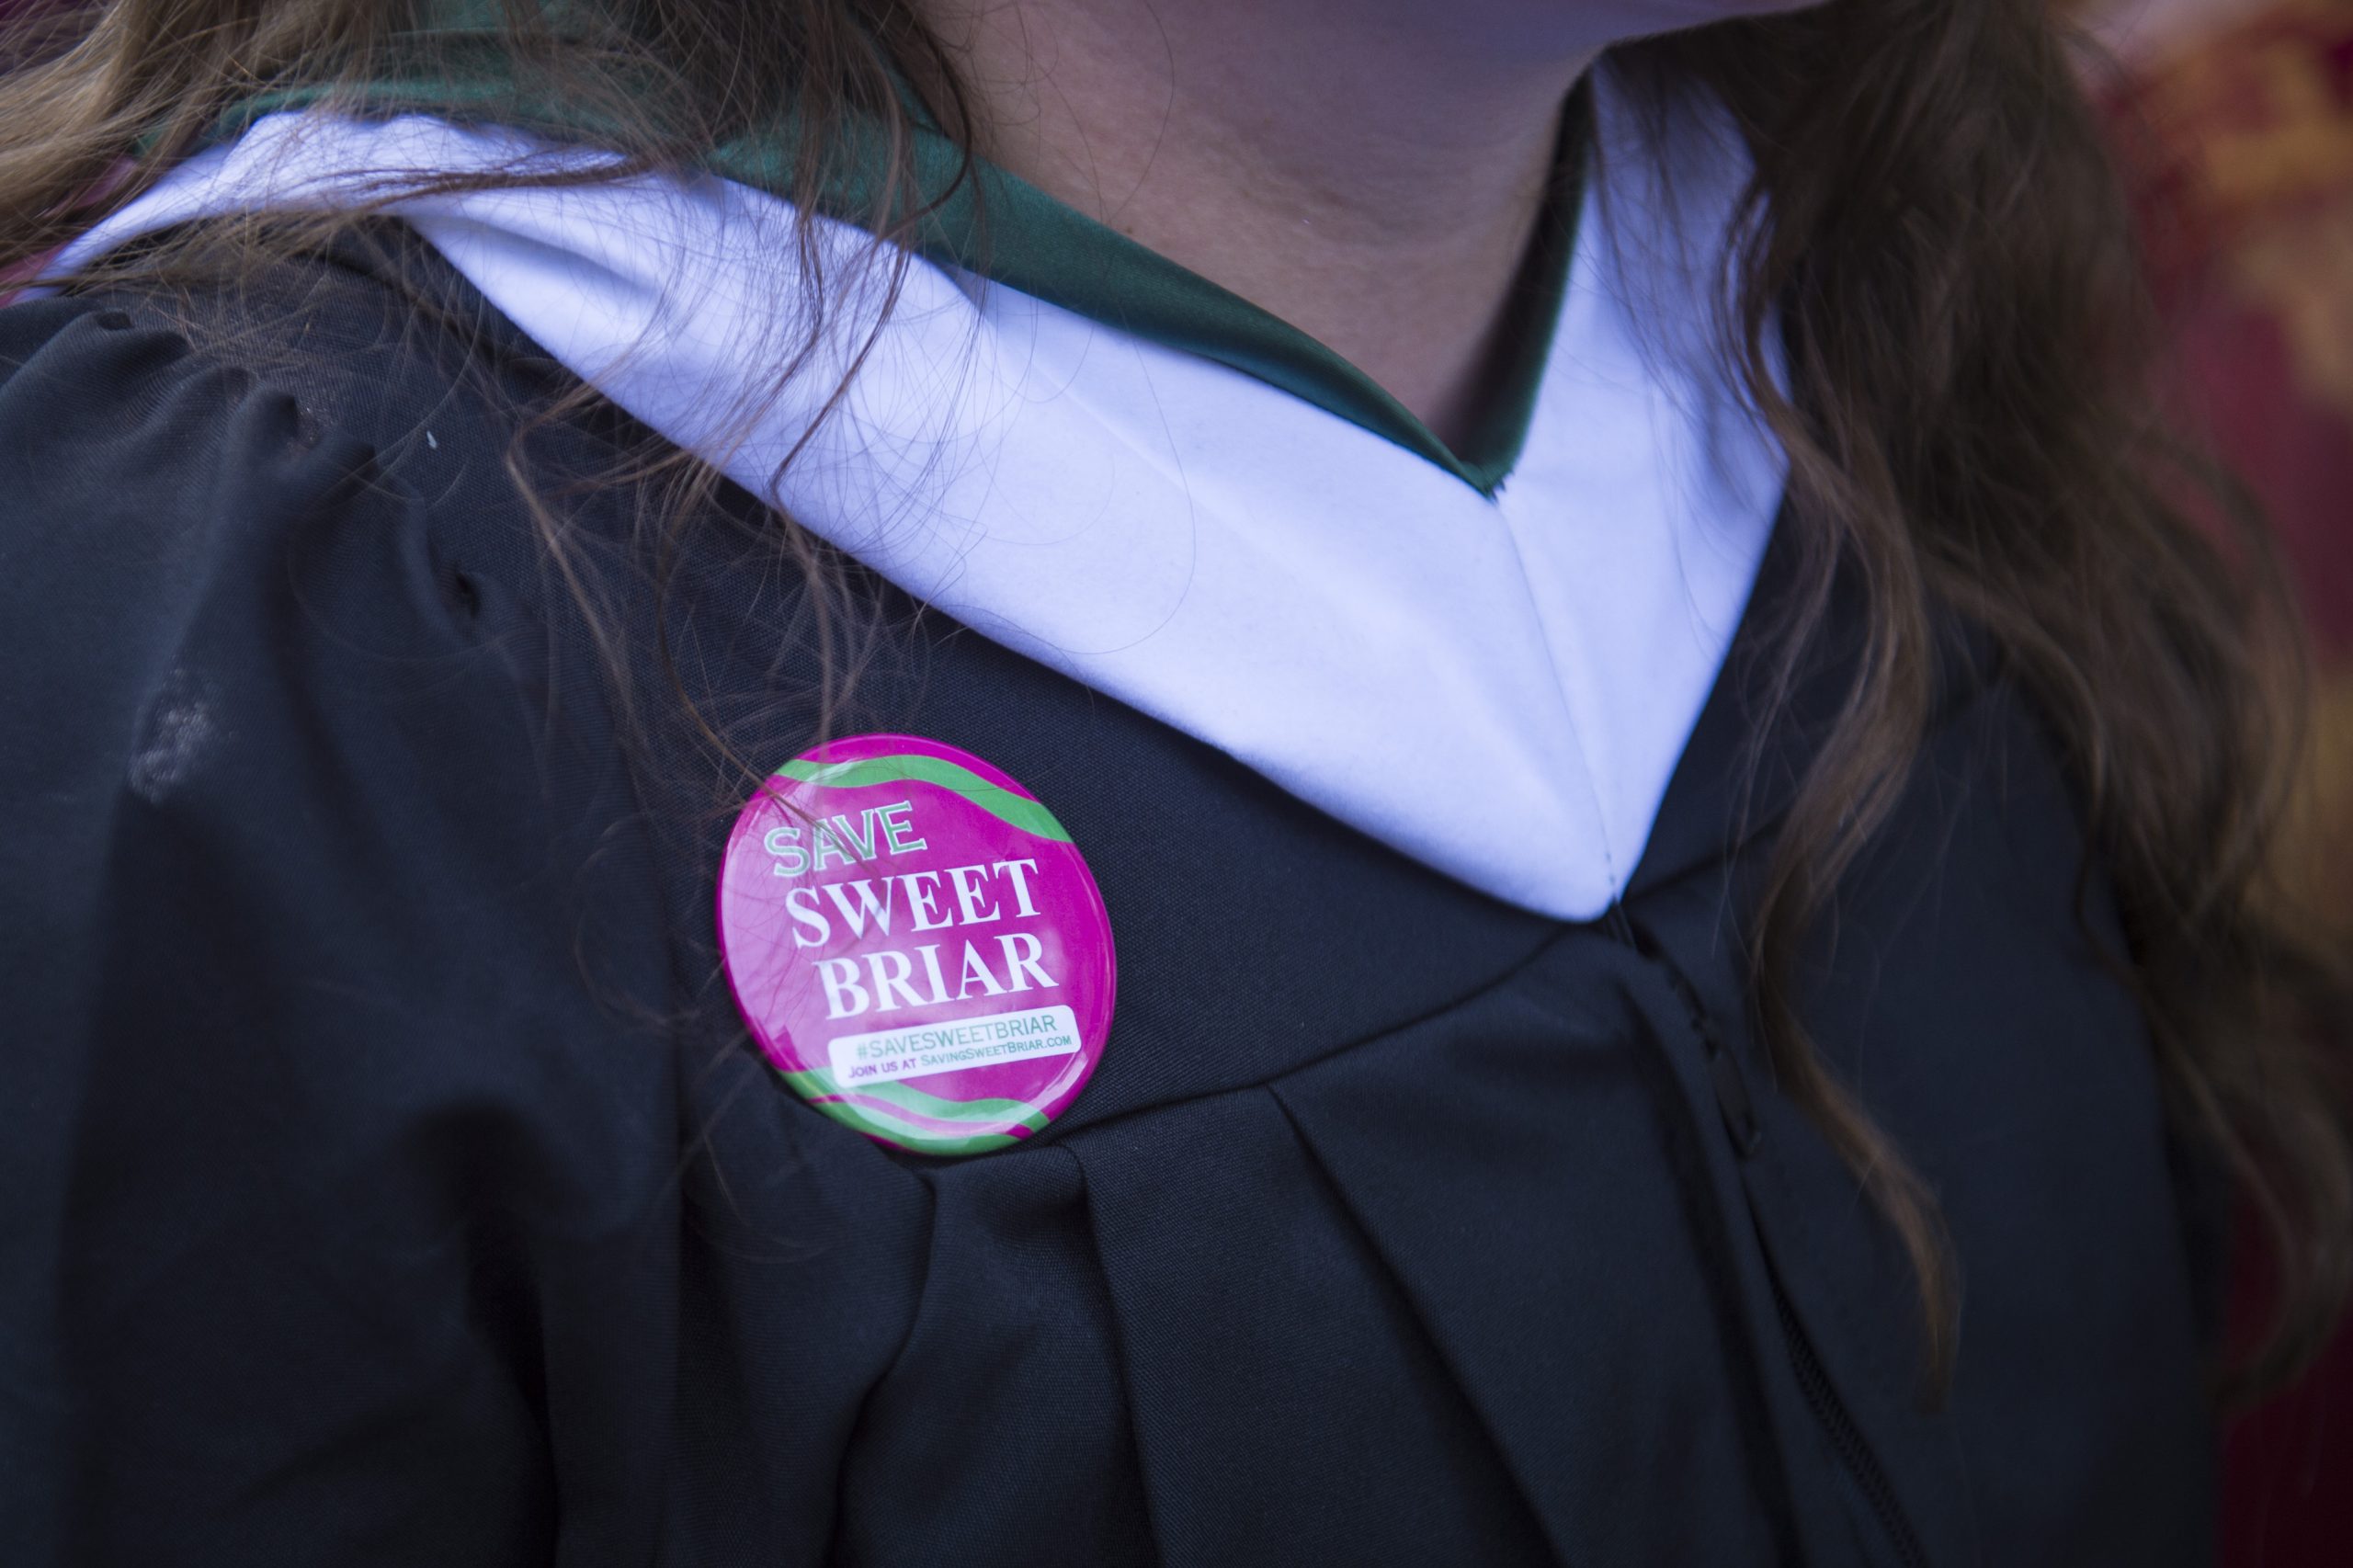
[776,754,1073,844]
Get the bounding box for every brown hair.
[4,0,2347,1398]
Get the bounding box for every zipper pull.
[1617,910,1766,1158]
[1700,1017,1765,1157]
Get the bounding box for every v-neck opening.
[925,85,1592,498]
[191,40,1590,496]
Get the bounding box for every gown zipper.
[1612,907,1931,1568]
[1772,1283,1929,1568]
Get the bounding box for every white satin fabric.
[53,68,1783,919]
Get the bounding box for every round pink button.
[718,733,1116,1155]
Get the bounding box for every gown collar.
[53,62,1785,921]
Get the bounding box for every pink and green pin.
[717,733,1116,1156]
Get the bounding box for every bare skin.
[916,0,1811,448]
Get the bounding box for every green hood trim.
[199,26,1588,496]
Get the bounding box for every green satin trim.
[193,15,1588,496]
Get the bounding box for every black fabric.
[0,237,2218,1566]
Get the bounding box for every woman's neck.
[918,0,1607,449]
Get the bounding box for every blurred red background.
[2086,1,2353,1562]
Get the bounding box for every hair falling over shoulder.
[4,0,2347,1400]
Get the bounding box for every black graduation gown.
[0,236,2221,1566]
